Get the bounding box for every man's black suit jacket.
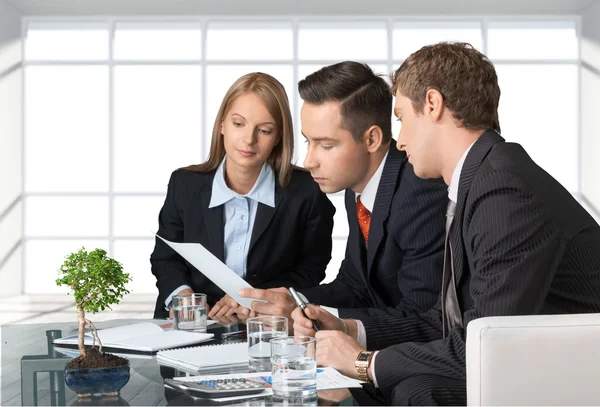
[150,167,335,318]
[301,143,448,319]
[361,130,600,406]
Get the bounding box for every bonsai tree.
[56,247,132,364]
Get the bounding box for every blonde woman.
[151,72,335,320]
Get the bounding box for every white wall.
[581,0,600,214]
[3,0,596,16]
[0,0,23,297]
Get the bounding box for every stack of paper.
[173,367,364,396]
[157,341,248,371]
[53,322,214,353]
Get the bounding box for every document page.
[54,322,214,352]
[173,367,364,390]
[55,322,162,345]
[156,235,263,309]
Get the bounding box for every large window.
[22,18,579,294]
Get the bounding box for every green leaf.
[56,247,132,314]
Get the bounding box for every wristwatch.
[355,351,374,382]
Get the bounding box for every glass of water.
[246,316,288,372]
[270,336,317,398]
[172,293,207,333]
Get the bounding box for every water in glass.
[247,331,287,371]
[173,304,207,332]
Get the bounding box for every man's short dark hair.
[298,61,393,143]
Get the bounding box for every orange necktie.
[356,195,372,244]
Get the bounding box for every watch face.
[357,351,371,362]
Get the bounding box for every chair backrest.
[466,313,600,406]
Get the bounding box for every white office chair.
[466,313,600,406]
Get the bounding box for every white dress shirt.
[448,141,476,204]
[355,150,389,212]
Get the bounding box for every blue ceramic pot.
[65,365,130,397]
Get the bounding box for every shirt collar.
[209,157,276,208]
[448,140,477,203]
[355,150,389,213]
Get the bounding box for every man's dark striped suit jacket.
[301,143,448,320]
[359,130,600,406]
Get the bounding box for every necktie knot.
[356,195,371,244]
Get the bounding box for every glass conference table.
[0,318,368,406]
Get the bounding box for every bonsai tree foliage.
[56,247,131,358]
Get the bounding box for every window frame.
[20,15,582,293]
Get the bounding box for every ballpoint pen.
[288,287,320,331]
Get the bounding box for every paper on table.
[156,234,264,309]
[55,346,153,360]
[160,320,218,329]
[53,322,214,353]
[173,367,364,390]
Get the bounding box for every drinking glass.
[270,336,317,398]
[172,293,207,332]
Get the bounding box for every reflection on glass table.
[2,317,358,406]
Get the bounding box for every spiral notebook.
[156,342,248,372]
[53,322,214,353]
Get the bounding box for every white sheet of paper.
[173,366,364,392]
[156,234,262,309]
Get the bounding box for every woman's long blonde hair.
[186,72,295,187]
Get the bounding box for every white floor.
[0,294,156,326]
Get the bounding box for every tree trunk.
[85,318,104,354]
[77,306,87,358]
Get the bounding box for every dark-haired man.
[239,61,448,326]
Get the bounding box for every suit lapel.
[199,173,225,262]
[367,144,405,274]
[249,186,283,252]
[452,129,504,282]
[346,189,367,277]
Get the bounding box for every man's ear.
[424,88,444,122]
[364,125,384,153]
